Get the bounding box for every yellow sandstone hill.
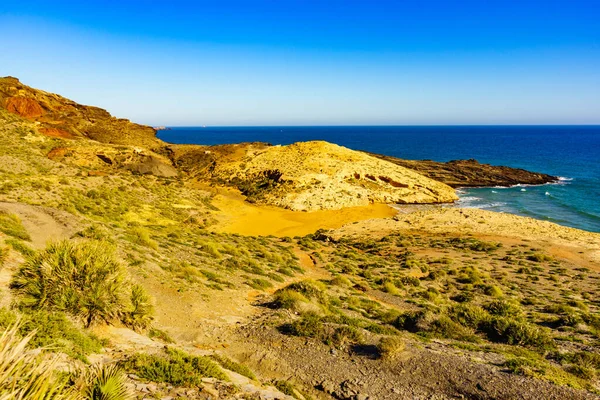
[211,140,458,211]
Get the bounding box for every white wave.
[457,196,481,203]
[491,190,497,193]
[520,188,526,192]
[479,202,507,209]
[545,191,550,196]
[558,176,573,181]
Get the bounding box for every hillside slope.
[209,141,458,210]
[0,76,159,147]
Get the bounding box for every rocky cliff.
[0,76,159,147]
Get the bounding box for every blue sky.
[1,1,599,125]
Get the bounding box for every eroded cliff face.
[0,76,160,147]
[209,141,458,211]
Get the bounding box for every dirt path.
[0,202,80,248]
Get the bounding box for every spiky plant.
[0,322,79,400]
[74,364,133,400]
[122,284,154,332]
[10,240,130,327]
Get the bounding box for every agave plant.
[74,364,133,400]
[9,240,152,328]
[122,284,154,332]
[0,322,79,400]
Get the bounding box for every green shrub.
[211,354,256,380]
[273,380,298,397]
[483,317,554,350]
[148,328,174,343]
[0,309,105,362]
[505,357,543,377]
[377,336,405,360]
[5,238,35,257]
[450,304,490,329]
[122,284,154,331]
[120,347,227,386]
[127,226,158,250]
[10,240,153,328]
[272,290,309,311]
[73,363,133,400]
[485,300,522,317]
[247,278,273,290]
[0,211,30,241]
[0,322,78,400]
[0,245,7,266]
[282,312,323,338]
[527,253,552,262]
[284,280,327,303]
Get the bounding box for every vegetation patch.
[120,347,227,386]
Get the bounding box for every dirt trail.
[0,202,80,248]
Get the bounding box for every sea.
[158,126,600,233]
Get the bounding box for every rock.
[211,141,458,211]
[368,153,557,187]
[5,97,45,118]
[126,155,178,177]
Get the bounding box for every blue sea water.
[158,126,600,233]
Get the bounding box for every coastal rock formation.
[210,141,458,211]
[369,153,557,187]
[0,76,159,147]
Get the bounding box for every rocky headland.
[368,152,558,188]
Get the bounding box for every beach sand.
[210,190,397,237]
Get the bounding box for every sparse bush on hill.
[120,347,227,386]
[0,307,105,362]
[4,238,35,257]
[377,336,405,360]
[0,210,30,241]
[10,240,154,329]
[0,245,7,266]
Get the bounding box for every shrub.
[122,285,154,331]
[282,312,323,338]
[0,211,30,241]
[0,322,78,400]
[483,317,554,350]
[505,357,543,377]
[0,309,105,362]
[10,240,153,328]
[0,246,7,266]
[73,363,133,400]
[450,304,490,329]
[527,253,552,262]
[284,280,327,303]
[377,336,405,360]
[127,226,158,250]
[272,290,309,311]
[5,238,35,257]
[211,354,256,380]
[120,347,227,386]
[485,300,522,317]
[148,328,174,343]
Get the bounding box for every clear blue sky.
[1,1,599,126]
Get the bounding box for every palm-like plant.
[74,364,133,400]
[0,322,79,400]
[10,240,134,327]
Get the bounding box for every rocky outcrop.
[0,76,159,147]
[368,153,557,187]
[210,141,458,211]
